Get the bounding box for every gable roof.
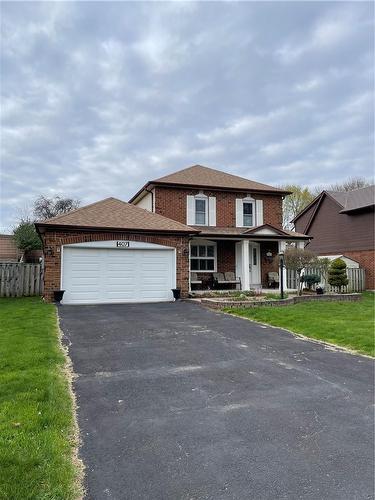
[293,185,375,226]
[35,197,198,234]
[329,185,375,213]
[129,164,290,202]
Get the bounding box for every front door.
[249,242,261,286]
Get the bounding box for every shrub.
[301,273,321,290]
[13,221,42,251]
[328,258,348,292]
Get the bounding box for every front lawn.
[225,292,374,357]
[0,297,82,499]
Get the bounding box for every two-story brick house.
[36,165,309,304]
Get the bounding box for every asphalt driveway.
[59,302,374,500]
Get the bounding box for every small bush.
[301,273,321,290]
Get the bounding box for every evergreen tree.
[328,258,348,292]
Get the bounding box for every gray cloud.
[1,1,374,231]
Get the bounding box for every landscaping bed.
[201,293,362,309]
[0,297,82,499]
[223,292,374,357]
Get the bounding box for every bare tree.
[282,247,318,295]
[312,176,373,196]
[33,195,80,221]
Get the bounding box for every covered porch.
[188,225,309,293]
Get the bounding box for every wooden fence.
[0,263,44,297]
[286,267,366,293]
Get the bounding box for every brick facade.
[154,187,283,228]
[323,249,375,290]
[40,230,190,302]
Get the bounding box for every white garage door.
[61,241,175,304]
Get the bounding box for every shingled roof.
[328,185,375,213]
[129,165,290,202]
[35,197,198,234]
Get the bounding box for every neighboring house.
[293,186,375,289]
[36,165,309,304]
[0,234,22,262]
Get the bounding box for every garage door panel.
[62,246,175,304]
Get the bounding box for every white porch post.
[278,240,288,291]
[296,240,305,250]
[241,240,250,290]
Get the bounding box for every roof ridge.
[152,164,287,191]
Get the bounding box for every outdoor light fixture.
[278,251,285,299]
[265,250,273,263]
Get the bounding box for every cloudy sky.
[1,1,374,231]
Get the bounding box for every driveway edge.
[56,308,86,500]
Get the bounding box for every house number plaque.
[116,241,130,247]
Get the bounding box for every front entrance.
[249,242,261,286]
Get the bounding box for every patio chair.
[213,272,241,290]
[224,272,241,290]
[190,272,202,286]
[267,272,279,288]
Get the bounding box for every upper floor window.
[195,198,207,225]
[236,196,263,227]
[243,201,254,227]
[187,194,216,226]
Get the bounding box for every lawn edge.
[221,309,374,359]
[55,309,86,499]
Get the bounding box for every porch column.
[278,240,288,291]
[241,239,250,290]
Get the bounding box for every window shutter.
[208,197,216,226]
[236,199,243,227]
[256,199,263,226]
[187,195,195,225]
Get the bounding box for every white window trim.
[189,240,217,273]
[194,194,208,226]
[240,196,256,227]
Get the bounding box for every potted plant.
[53,290,65,304]
[171,288,181,301]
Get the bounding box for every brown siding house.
[293,187,375,289]
[0,234,21,262]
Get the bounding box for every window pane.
[206,259,214,270]
[207,246,214,257]
[243,203,253,215]
[195,199,206,212]
[243,214,253,226]
[191,259,199,270]
[195,198,206,225]
[199,246,206,257]
[199,259,207,270]
[253,248,257,265]
[191,246,198,257]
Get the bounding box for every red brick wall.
[154,187,283,228]
[40,230,190,302]
[323,249,375,290]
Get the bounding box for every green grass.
[0,297,81,500]
[225,292,375,357]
